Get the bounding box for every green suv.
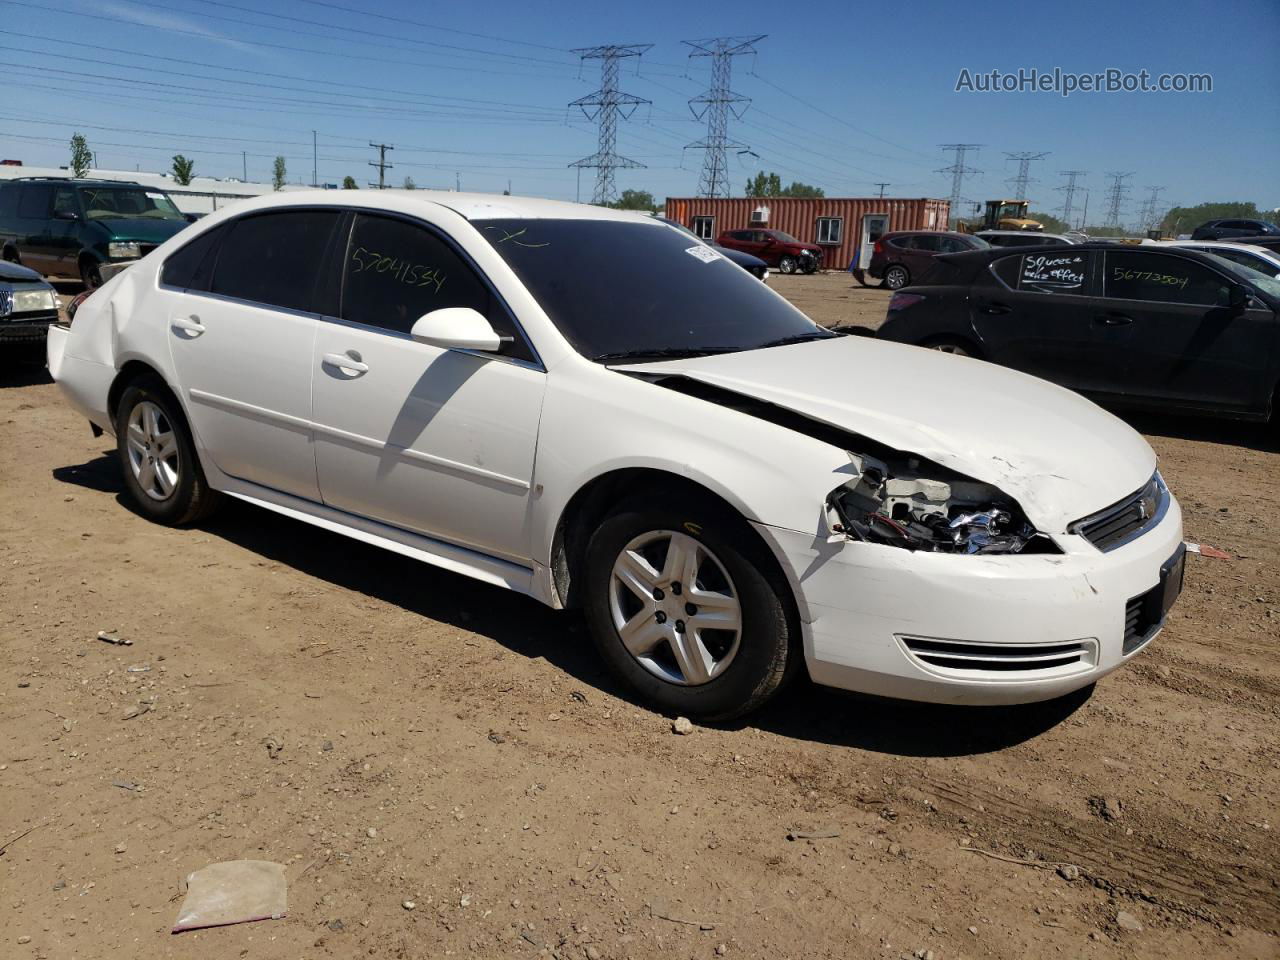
[0,178,190,287]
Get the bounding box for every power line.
[683,35,764,199]
[1005,151,1049,200]
[568,44,652,206]
[1103,171,1134,228]
[938,144,982,216]
[874,183,890,198]
[369,143,393,190]
[1056,170,1088,227]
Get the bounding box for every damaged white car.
[47,192,1185,719]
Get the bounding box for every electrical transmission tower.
[568,44,652,206]
[1005,151,1049,200]
[683,35,765,199]
[1103,172,1134,228]
[1136,185,1165,232]
[368,142,393,189]
[938,144,982,221]
[1056,170,1088,228]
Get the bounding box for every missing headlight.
[826,454,1057,555]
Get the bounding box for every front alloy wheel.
[778,255,797,274]
[608,530,742,686]
[583,499,797,720]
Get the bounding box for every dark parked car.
[0,178,190,288]
[866,230,988,290]
[715,228,820,274]
[659,217,769,279]
[1190,218,1280,241]
[976,230,1075,248]
[0,258,59,345]
[877,242,1280,422]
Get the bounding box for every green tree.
[272,155,287,191]
[342,176,358,189]
[402,176,417,190]
[609,189,656,211]
[744,171,824,198]
[171,155,195,186]
[70,133,92,178]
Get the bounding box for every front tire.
[778,255,797,275]
[583,500,797,721]
[884,264,910,290]
[80,256,103,290]
[115,378,219,525]
[922,335,980,358]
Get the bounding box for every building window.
[691,216,715,240]
[816,217,844,244]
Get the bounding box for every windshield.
[1208,255,1280,300]
[477,218,832,362]
[767,230,798,243]
[79,187,185,221]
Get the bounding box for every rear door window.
[17,184,51,219]
[341,213,534,362]
[211,210,341,312]
[161,223,227,290]
[1103,250,1232,306]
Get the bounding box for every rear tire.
[2,246,19,264]
[884,265,910,290]
[582,498,798,721]
[115,377,220,525]
[80,256,103,290]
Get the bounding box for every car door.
[1093,249,1276,413]
[310,210,546,563]
[13,183,55,274]
[164,209,344,501]
[49,186,82,277]
[969,249,1110,392]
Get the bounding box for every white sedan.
[47,192,1185,719]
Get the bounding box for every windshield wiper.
[754,331,835,350]
[592,347,728,363]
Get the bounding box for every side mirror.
[410,307,502,352]
[1228,284,1250,314]
[53,209,79,221]
[763,235,776,245]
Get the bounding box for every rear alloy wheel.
[924,336,977,358]
[584,501,797,720]
[80,257,103,290]
[778,255,798,274]
[116,378,219,525]
[884,265,910,290]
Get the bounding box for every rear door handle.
[170,316,205,336]
[978,303,1011,315]
[322,351,369,375]
[1096,312,1134,326]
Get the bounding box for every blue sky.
[2,0,1276,220]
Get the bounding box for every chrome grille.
[1072,474,1164,551]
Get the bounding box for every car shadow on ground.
[53,451,1088,758]
[1,349,52,388]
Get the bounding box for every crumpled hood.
[617,335,1156,531]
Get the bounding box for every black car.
[1,258,59,345]
[876,242,1280,422]
[1190,218,1280,241]
[658,218,769,280]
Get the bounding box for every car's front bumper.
[755,493,1184,705]
[0,316,56,342]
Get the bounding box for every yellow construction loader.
[959,199,1044,233]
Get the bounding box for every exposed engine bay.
[826,453,1050,555]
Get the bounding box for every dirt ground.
[2,276,1278,960]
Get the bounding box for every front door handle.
[1096,312,1134,326]
[322,351,369,375]
[170,316,205,336]
[978,302,1011,315]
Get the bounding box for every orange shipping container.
[664,196,951,272]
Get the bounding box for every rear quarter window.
[0,184,17,219]
[160,224,227,290]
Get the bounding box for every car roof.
[177,188,658,225]
[6,177,143,187]
[883,230,973,239]
[977,230,1071,239]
